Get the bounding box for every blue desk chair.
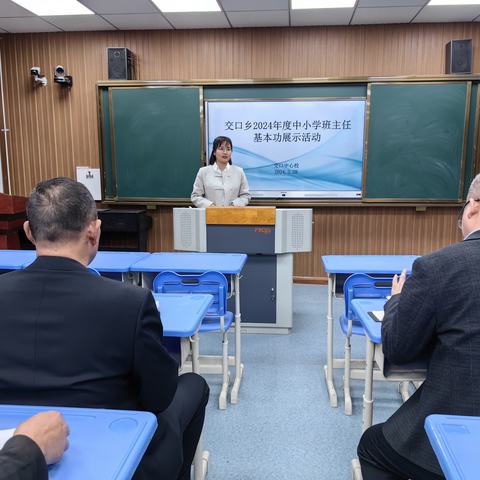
[341,273,391,415]
[153,270,234,410]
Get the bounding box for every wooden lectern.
[0,193,28,249]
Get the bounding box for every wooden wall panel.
[294,206,462,280]
[148,207,174,253]
[0,24,477,278]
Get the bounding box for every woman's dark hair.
[208,136,233,165]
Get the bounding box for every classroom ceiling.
[0,0,478,33]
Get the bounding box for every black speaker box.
[445,39,472,74]
[107,47,134,80]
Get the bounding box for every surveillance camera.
[30,66,47,87]
[53,65,72,87]
[34,76,48,87]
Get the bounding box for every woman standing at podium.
[191,136,250,208]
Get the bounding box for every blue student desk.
[0,404,156,480]
[133,252,247,277]
[321,255,418,409]
[155,293,213,337]
[133,252,248,405]
[154,292,213,480]
[0,249,36,270]
[351,298,426,432]
[88,251,150,282]
[425,414,480,480]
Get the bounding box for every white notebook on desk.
[0,428,15,449]
[368,310,384,322]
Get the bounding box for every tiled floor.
[200,284,403,480]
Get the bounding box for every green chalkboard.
[364,82,470,201]
[103,86,202,201]
[100,87,113,198]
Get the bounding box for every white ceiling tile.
[0,0,474,32]
[102,14,172,30]
[163,12,230,29]
[0,16,61,32]
[413,5,480,22]
[219,0,288,11]
[352,6,421,24]
[358,0,427,6]
[79,0,159,15]
[0,0,34,16]
[227,10,289,27]
[43,14,115,31]
[291,8,353,26]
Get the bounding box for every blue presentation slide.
[206,99,366,198]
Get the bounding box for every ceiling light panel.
[152,0,221,12]
[291,0,355,8]
[428,0,480,4]
[11,0,94,15]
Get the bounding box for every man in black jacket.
[0,177,209,480]
[0,411,68,480]
[358,174,480,479]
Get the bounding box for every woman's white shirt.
[191,163,251,208]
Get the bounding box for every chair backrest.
[343,273,392,320]
[153,270,228,316]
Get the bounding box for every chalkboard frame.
[97,76,480,206]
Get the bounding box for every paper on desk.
[0,428,15,449]
[369,311,384,322]
[76,167,101,201]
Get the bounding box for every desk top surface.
[133,252,247,274]
[425,414,480,480]
[88,251,150,272]
[351,298,386,343]
[322,255,418,274]
[0,404,157,480]
[0,250,248,274]
[154,293,213,337]
[0,249,36,269]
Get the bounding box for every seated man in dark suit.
[357,173,480,479]
[0,177,209,480]
[0,410,69,480]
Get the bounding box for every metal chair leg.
[344,331,353,416]
[351,458,363,480]
[219,331,229,410]
[399,381,411,402]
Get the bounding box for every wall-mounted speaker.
[445,39,472,74]
[107,47,134,80]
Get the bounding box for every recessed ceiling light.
[12,0,93,15]
[428,0,480,4]
[291,0,356,9]
[152,0,221,13]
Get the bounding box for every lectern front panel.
[207,225,274,255]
